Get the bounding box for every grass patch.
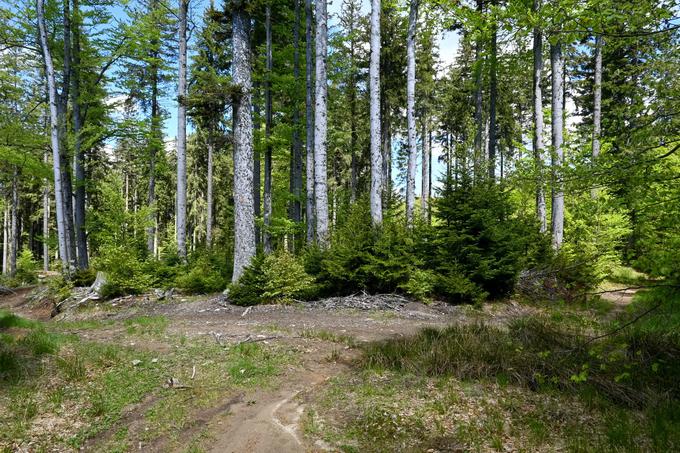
[301,329,357,347]
[1,311,297,452]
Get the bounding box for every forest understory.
[1,271,679,452]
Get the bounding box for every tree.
[177,0,189,260]
[550,40,564,250]
[405,0,418,226]
[369,0,383,225]
[263,4,273,254]
[232,1,256,281]
[591,34,602,198]
[314,0,329,245]
[532,0,547,233]
[305,0,315,242]
[37,0,69,276]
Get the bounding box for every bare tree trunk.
[314,0,329,245]
[2,203,8,274]
[263,5,273,254]
[405,0,418,226]
[532,0,547,233]
[369,0,383,225]
[290,0,303,243]
[591,34,603,198]
[43,150,50,272]
[9,168,18,276]
[550,41,565,250]
[72,0,88,269]
[488,1,498,180]
[253,84,261,246]
[206,140,214,247]
[176,0,188,260]
[305,0,315,243]
[232,6,256,281]
[421,120,430,222]
[473,0,484,182]
[38,0,70,276]
[147,2,160,257]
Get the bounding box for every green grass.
[301,329,357,347]
[306,287,680,451]
[0,311,297,452]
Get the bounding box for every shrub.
[228,252,316,305]
[428,180,547,301]
[95,245,154,298]
[174,252,227,294]
[15,249,38,285]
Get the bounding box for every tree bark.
[550,41,565,250]
[305,0,315,243]
[591,34,603,198]
[206,139,214,247]
[314,0,329,245]
[263,5,273,254]
[9,168,19,276]
[43,150,50,272]
[532,0,547,233]
[72,0,88,269]
[38,0,70,276]
[405,0,418,226]
[421,120,430,222]
[2,203,8,275]
[176,0,188,260]
[290,0,303,238]
[369,0,383,225]
[147,0,161,257]
[473,0,484,182]
[488,0,498,180]
[232,5,256,281]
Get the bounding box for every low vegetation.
[307,287,680,451]
[0,311,296,451]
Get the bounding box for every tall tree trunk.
[9,168,19,276]
[305,0,315,243]
[232,5,256,281]
[473,0,484,182]
[405,0,418,226]
[421,120,430,222]
[56,0,76,270]
[314,0,329,245]
[43,150,50,272]
[550,41,565,250]
[488,0,498,180]
[72,0,88,269]
[348,10,358,204]
[263,5,273,254]
[176,0,188,260]
[532,0,547,233]
[290,0,303,243]
[147,1,160,257]
[38,0,70,276]
[253,83,261,246]
[206,139,214,247]
[369,0,383,225]
[591,34,603,198]
[381,110,391,198]
[2,203,8,274]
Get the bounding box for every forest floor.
[0,283,664,452]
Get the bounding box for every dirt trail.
[0,288,526,452]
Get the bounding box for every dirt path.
[2,288,498,452]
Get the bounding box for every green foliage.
[15,249,38,285]
[0,311,59,382]
[174,251,228,294]
[430,180,548,301]
[96,245,155,298]
[228,252,316,306]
